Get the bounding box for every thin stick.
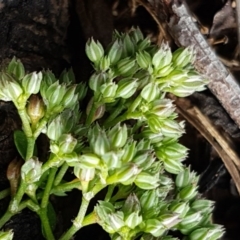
[174,97,240,194]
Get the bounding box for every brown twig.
[140,0,240,129]
[173,96,240,194]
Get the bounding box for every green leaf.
[14,130,28,159]
[47,202,57,231]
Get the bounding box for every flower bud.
[48,83,66,108]
[150,99,175,118]
[189,228,210,240]
[122,193,141,216]
[162,158,183,174]
[109,124,128,149]
[152,43,172,70]
[89,72,107,92]
[134,172,160,190]
[100,82,118,101]
[78,153,100,168]
[129,27,144,43]
[27,95,45,126]
[178,184,198,200]
[144,219,165,237]
[108,213,125,232]
[132,150,151,168]
[101,151,120,169]
[107,163,140,184]
[77,82,87,101]
[136,51,151,69]
[115,57,137,77]
[137,38,151,51]
[86,38,104,63]
[74,166,95,182]
[121,140,136,163]
[22,72,42,95]
[7,158,22,196]
[125,212,142,229]
[147,115,162,133]
[156,64,174,77]
[139,190,157,211]
[91,128,110,156]
[7,57,25,80]
[21,157,42,184]
[142,128,164,144]
[122,33,135,56]
[47,116,64,141]
[191,199,214,213]
[159,213,181,229]
[175,167,192,188]
[169,201,189,218]
[58,134,77,154]
[115,77,138,99]
[99,56,111,71]
[63,152,79,166]
[156,142,188,163]
[180,212,202,228]
[172,47,194,68]
[1,74,23,102]
[160,119,185,138]
[49,143,60,155]
[107,40,123,65]
[140,82,159,102]
[159,175,173,185]
[86,98,106,122]
[134,70,151,89]
[61,85,77,108]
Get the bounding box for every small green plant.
[0,28,224,240]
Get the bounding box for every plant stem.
[0,182,27,228]
[9,181,26,213]
[104,185,115,201]
[53,162,69,186]
[18,108,32,138]
[41,168,57,209]
[42,155,61,174]
[104,112,128,128]
[82,211,97,227]
[39,209,55,240]
[0,188,10,200]
[20,199,40,212]
[0,211,13,228]
[33,118,48,139]
[26,136,35,160]
[59,197,90,240]
[39,168,57,240]
[51,179,81,194]
[103,99,125,126]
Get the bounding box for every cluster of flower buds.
[0,58,87,144]
[40,70,86,116]
[46,108,83,167]
[0,28,224,240]
[64,123,165,194]
[155,138,188,174]
[171,168,224,239]
[95,187,192,239]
